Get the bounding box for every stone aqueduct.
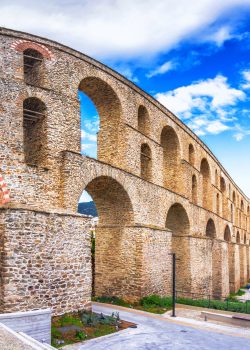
[0,27,249,315]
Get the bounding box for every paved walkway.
[63,303,250,350]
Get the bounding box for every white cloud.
[241,70,250,89]
[156,75,245,116]
[201,25,235,46]
[146,60,176,78]
[187,117,230,136]
[156,75,246,137]
[81,130,97,142]
[79,191,92,203]
[0,0,249,60]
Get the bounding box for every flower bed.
[51,310,135,348]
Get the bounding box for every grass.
[93,295,171,314]
[93,289,250,315]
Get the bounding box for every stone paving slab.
[63,303,250,350]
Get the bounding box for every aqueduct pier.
[0,27,249,314]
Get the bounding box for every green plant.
[59,314,82,327]
[140,295,172,309]
[76,330,86,340]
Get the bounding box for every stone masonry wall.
[0,208,92,315]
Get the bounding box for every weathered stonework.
[0,27,249,314]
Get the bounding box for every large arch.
[166,203,191,293]
[161,126,181,192]
[83,176,135,298]
[78,77,122,166]
[200,158,212,211]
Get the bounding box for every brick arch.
[11,40,54,60]
[0,173,10,204]
[84,175,134,226]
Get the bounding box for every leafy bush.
[140,295,172,309]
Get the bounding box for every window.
[188,144,195,166]
[23,97,47,166]
[23,49,43,85]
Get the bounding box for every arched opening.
[220,177,227,219]
[200,158,212,210]
[241,200,244,212]
[216,193,220,215]
[78,176,134,298]
[23,48,44,85]
[188,144,195,166]
[244,233,247,244]
[78,77,121,166]
[236,231,241,244]
[228,184,231,199]
[23,97,47,166]
[192,175,197,204]
[231,203,234,222]
[224,225,231,242]
[233,191,236,204]
[161,126,180,192]
[206,219,216,238]
[166,203,191,293]
[138,105,150,136]
[140,143,152,181]
[215,169,219,187]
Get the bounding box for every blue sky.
[1,0,250,199]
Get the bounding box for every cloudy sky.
[2,0,250,199]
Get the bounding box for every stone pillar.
[228,243,238,293]
[189,237,212,297]
[94,226,172,301]
[211,240,229,298]
[240,245,248,286]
